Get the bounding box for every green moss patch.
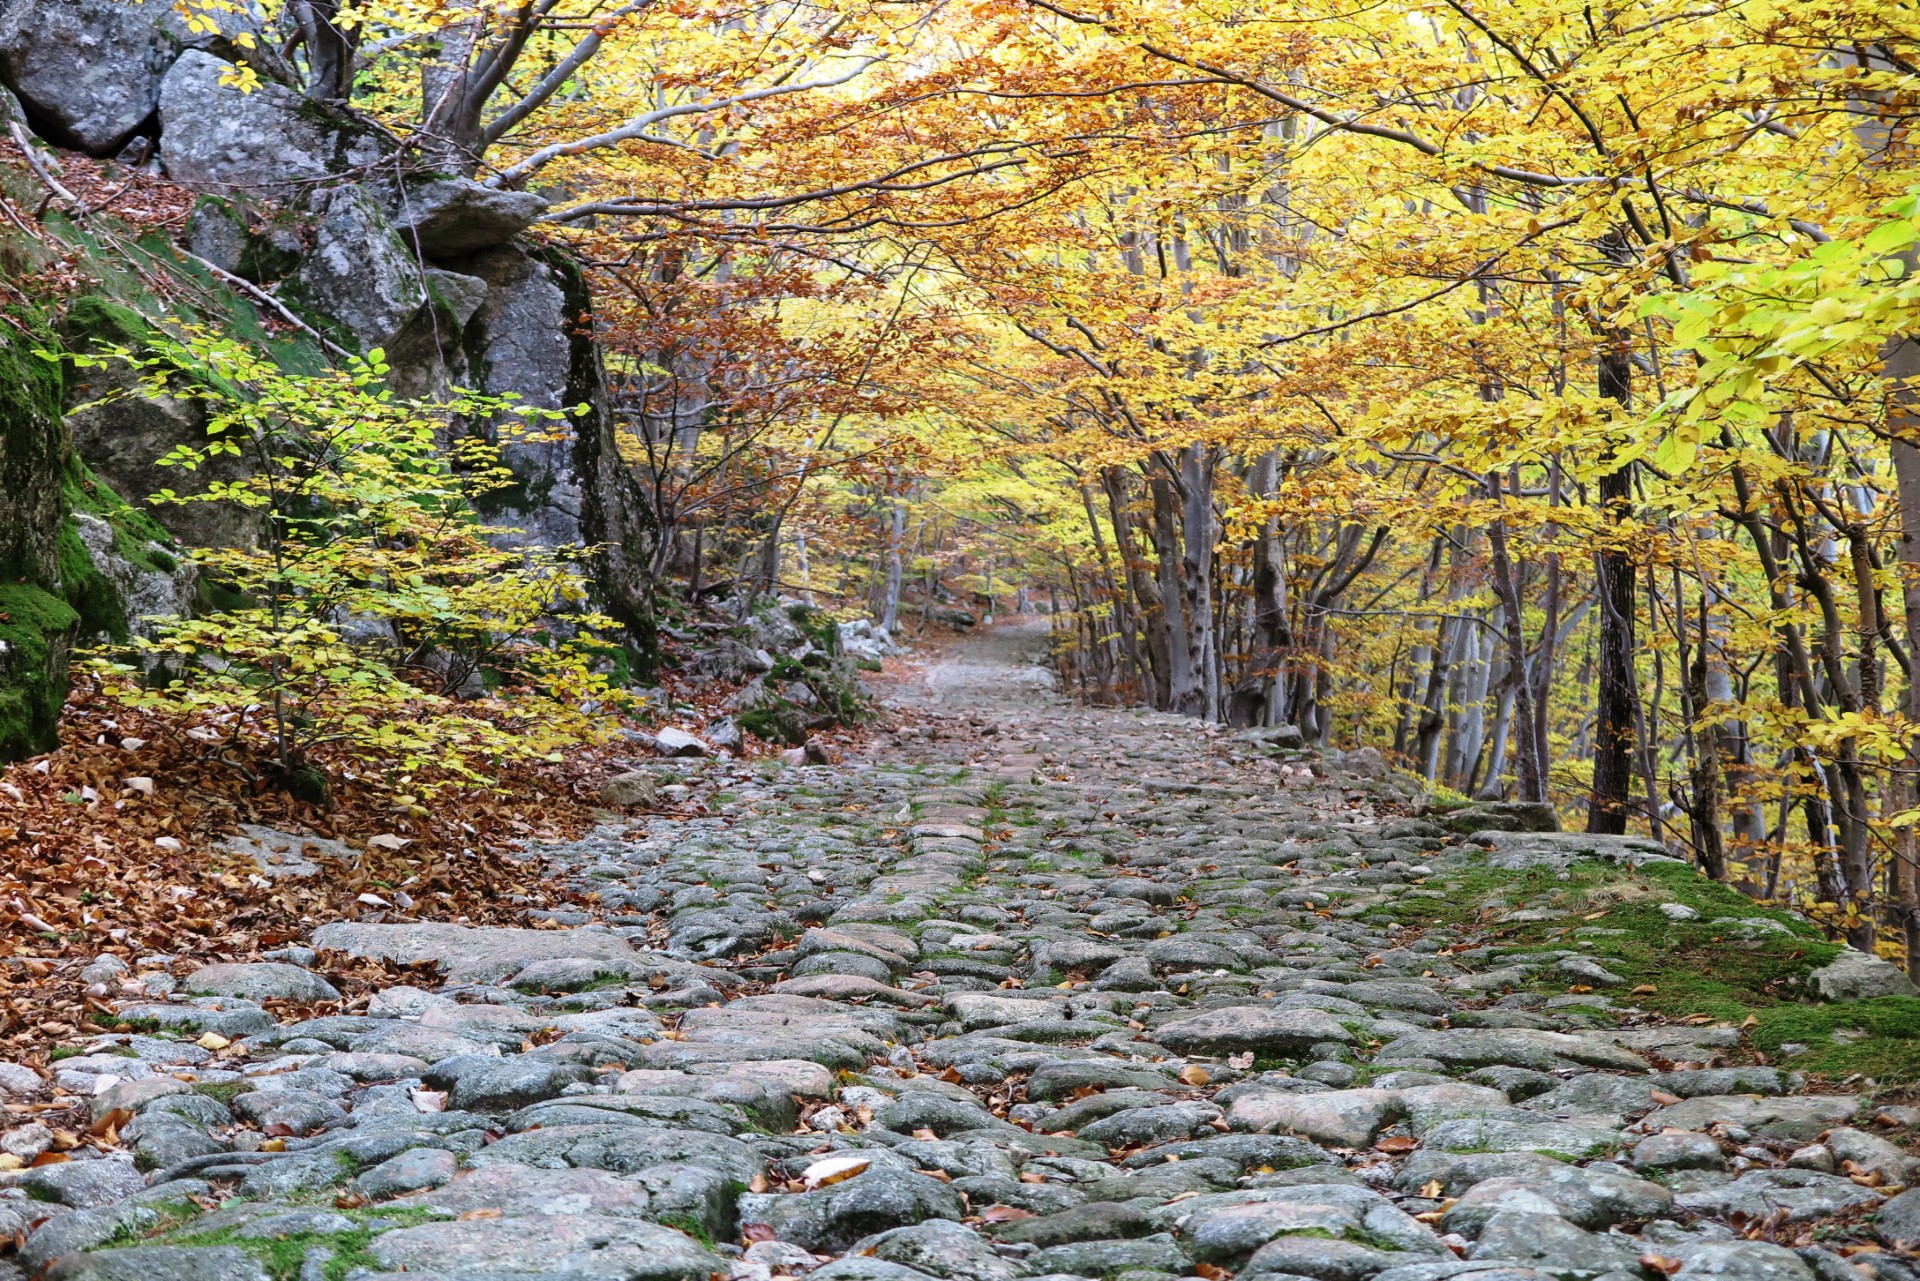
[1744,996,1920,1085]
[1391,856,1839,1021]
[148,1206,444,1281]
[0,582,79,758]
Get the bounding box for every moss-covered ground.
[1380,855,1920,1085]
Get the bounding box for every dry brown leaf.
[980,1206,1035,1222]
[1179,1066,1210,1086]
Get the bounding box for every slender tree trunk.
[1589,332,1638,833]
[881,500,906,634]
[1149,469,1201,714]
[1177,446,1218,718]
[1487,496,1546,802]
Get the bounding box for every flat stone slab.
[1375,1028,1648,1072]
[310,921,638,984]
[1153,1006,1355,1056]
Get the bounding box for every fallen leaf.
[742,1224,778,1243]
[29,1153,69,1167]
[367,834,411,850]
[458,1208,503,1220]
[411,1088,447,1113]
[1641,1255,1683,1276]
[1631,985,1657,996]
[1019,1171,1047,1184]
[124,777,154,796]
[1567,985,1594,995]
[749,1174,770,1194]
[912,1127,939,1141]
[195,1032,230,1051]
[802,1155,871,1189]
[1227,1052,1254,1071]
[88,1108,132,1138]
[1179,1065,1211,1086]
[1194,1264,1234,1281]
[981,1206,1035,1222]
[1650,1091,1682,1106]
[1374,1135,1418,1153]
[1419,1180,1443,1198]
[260,1138,286,1152]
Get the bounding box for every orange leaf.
[88,1108,132,1138]
[458,1208,503,1221]
[1374,1135,1418,1153]
[981,1206,1036,1222]
[1179,1066,1210,1086]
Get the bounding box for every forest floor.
[5,620,1920,1281]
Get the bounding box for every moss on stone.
[61,294,151,350]
[56,516,126,642]
[0,582,80,758]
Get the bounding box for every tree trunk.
[1588,323,1637,834]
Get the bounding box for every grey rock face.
[462,245,585,550]
[158,52,384,195]
[183,962,341,1004]
[64,359,260,552]
[69,510,194,640]
[368,1213,724,1279]
[288,187,426,355]
[45,1246,272,1281]
[1152,1005,1354,1056]
[601,770,663,807]
[0,0,173,153]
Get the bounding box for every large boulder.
[0,0,174,154]
[392,179,549,257]
[157,51,383,196]
[1807,947,1918,1000]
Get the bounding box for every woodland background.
[2,0,1920,968]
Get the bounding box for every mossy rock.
[0,582,80,759]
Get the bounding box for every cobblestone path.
[13,622,1920,1281]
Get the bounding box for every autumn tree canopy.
[174,0,1920,956]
